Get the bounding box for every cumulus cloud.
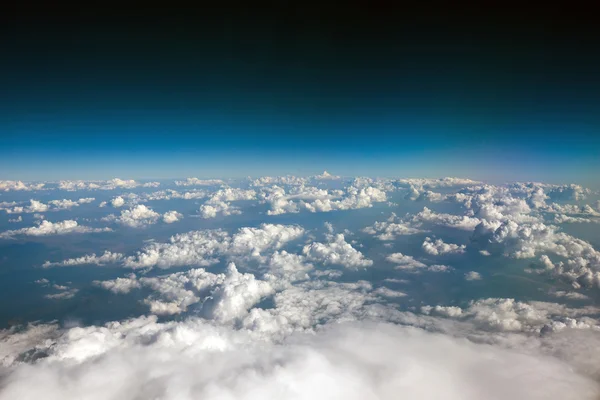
[175,177,225,186]
[108,205,161,228]
[162,210,183,224]
[363,213,424,240]
[261,185,387,216]
[119,224,304,270]
[199,188,256,218]
[58,178,160,191]
[422,237,466,255]
[0,220,111,239]
[386,252,451,272]
[0,180,45,191]
[43,251,124,268]
[465,271,482,281]
[1,318,598,399]
[303,234,373,269]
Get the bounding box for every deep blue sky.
[2,4,599,184]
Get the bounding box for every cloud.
[162,210,183,224]
[120,224,304,270]
[175,177,225,186]
[110,196,125,207]
[58,178,160,191]
[1,318,598,399]
[464,271,482,281]
[1,198,96,214]
[386,252,451,273]
[0,220,111,239]
[312,170,340,180]
[303,234,373,269]
[0,180,45,191]
[199,188,257,218]
[412,207,481,230]
[261,185,387,216]
[43,251,124,268]
[110,205,161,228]
[363,213,425,240]
[422,237,466,255]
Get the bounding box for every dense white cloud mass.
[1,318,598,399]
[105,205,179,228]
[199,188,256,218]
[1,175,600,399]
[363,213,424,240]
[0,198,95,214]
[0,220,111,239]
[0,180,45,191]
[162,210,183,223]
[174,177,225,186]
[303,234,373,268]
[58,178,160,191]
[43,251,124,268]
[261,184,387,215]
[422,237,466,255]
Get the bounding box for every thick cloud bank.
[1,319,598,400]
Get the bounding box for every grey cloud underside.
[1,176,600,398]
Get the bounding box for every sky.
[1,4,599,184]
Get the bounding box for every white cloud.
[8,216,22,223]
[175,177,225,186]
[465,271,482,281]
[110,196,125,207]
[0,220,111,239]
[1,318,597,399]
[113,205,161,228]
[162,210,183,224]
[43,251,124,268]
[412,207,481,230]
[363,213,424,240]
[121,224,304,270]
[386,252,451,273]
[58,178,160,191]
[199,188,256,218]
[0,180,45,191]
[303,234,373,269]
[312,170,340,180]
[94,274,141,294]
[422,237,466,255]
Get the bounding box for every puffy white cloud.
[209,263,274,322]
[58,178,160,191]
[0,220,111,239]
[363,213,424,240]
[412,207,481,230]
[0,180,45,191]
[94,274,141,294]
[199,188,256,218]
[2,317,597,399]
[464,271,482,281]
[8,216,22,223]
[261,185,387,216]
[110,196,125,207]
[175,177,225,186]
[1,198,96,214]
[162,210,183,224]
[422,237,466,255]
[43,251,124,268]
[312,170,340,180]
[386,252,451,273]
[422,298,600,334]
[121,224,304,270]
[303,234,373,269]
[112,205,161,228]
[386,253,427,270]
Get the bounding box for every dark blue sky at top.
[1,4,599,184]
